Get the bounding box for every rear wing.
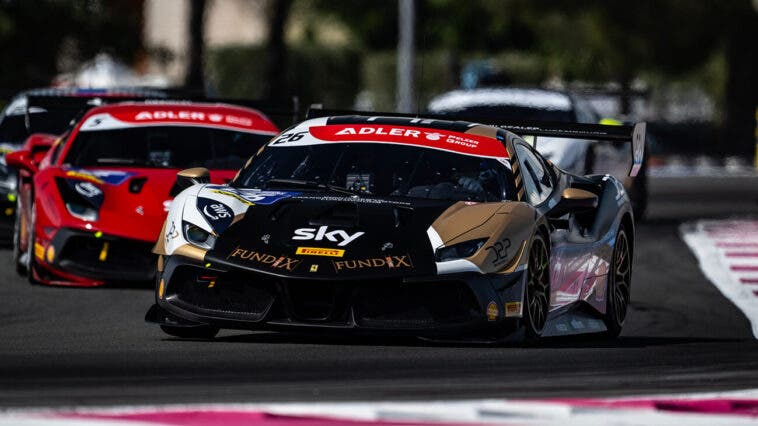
[305,106,646,177]
[25,94,170,136]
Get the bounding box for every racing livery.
[147,111,644,341]
[6,102,279,286]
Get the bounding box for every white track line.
[681,219,758,337]
[4,389,758,426]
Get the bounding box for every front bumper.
[34,228,156,285]
[150,255,527,336]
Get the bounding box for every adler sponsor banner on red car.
[78,104,279,134]
[303,124,508,158]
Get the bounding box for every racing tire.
[523,232,550,340]
[12,199,26,276]
[604,225,632,338]
[26,200,39,285]
[160,325,220,339]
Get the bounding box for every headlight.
[183,222,216,250]
[65,202,98,221]
[56,178,104,222]
[435,238,487,262]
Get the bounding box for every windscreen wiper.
[95,158,143,166]
[265,178,359,196]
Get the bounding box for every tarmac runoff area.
[1,175,758,423]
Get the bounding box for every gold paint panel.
[177,167,210,179]
[440,202,537,275]
[152,221,168,255]
[431,202,503,245]
[173,244,208,262]
[464,125,499,138]
[562,187,597,200]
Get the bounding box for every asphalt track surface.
[1,176,758,408]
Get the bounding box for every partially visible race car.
[146,108,644,341]
[428,87,647,219]
[6,101,279,286]
[0,87,169,235]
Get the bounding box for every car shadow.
[198,329,751,349]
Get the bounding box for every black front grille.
[284,280,341,321]
[56,233,155,281]
[354,281,481,329]
[166,266,482,329]
[167,267,277,321]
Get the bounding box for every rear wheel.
[523,233,550,340]
[604,226,632,337]
[160,324,219,339]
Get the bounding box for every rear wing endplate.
[306,106,646,177]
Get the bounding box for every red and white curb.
[681,219,758,337]
[3,390,758,426]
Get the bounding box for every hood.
[204,193,454,280]
[57,167,236,242]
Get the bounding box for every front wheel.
[604,226,632,337]
[523,233,550,340]
[12,199,26,276]
[160,325,219,339]
[26,200,39,285]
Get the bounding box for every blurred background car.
[428,87,648,219]
[7,101,279,286]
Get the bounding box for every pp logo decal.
[197,197,234,233]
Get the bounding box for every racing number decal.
[486,238,512,265]
[271,131,307,145]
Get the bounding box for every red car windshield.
[63,126,273,170]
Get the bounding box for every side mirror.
[170,167,210,197]
[5,150,38,174]
[549,188,598,218]
[26,133,58,165]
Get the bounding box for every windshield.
[235,143,515,202]
[0,115,28,144]
[63,126,273,169]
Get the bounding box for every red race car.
[6,101,279,286]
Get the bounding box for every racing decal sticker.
[64,168,135,185]
[79,109,279,134]
[292,226,364,247]
[486,301,499,321]
[69,180,104,207]
[332,255,413,272]
[294,195,412,206]
[505,301,523,318]
[197,197,234,232]
[307,124,509,158]
[210,189,254,205]
[485,237,512,266]
[295,247,345,257]
[207,186,299,206]
[228,247,301,272]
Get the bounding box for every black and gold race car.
[146,108,645,341]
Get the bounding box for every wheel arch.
[620,211,634,258]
